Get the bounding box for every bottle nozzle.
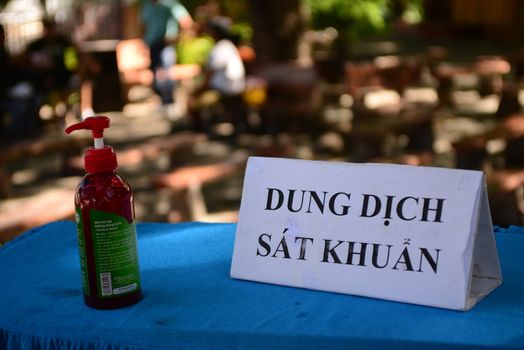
[65,116,117,173]
[65,116,110,149]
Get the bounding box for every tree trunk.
[248,0,305,63]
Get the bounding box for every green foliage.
[63,46,78,71]
[231,22,253,44]
[176,35,214,65]
[221,0,250,24]
[403,0,424,24]
[306,0,390,40]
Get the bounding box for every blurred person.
[0,24,40,141]
[140,0,193,105]
[189,16,246,131]
[197,16,245,95]
[24,19,77,100]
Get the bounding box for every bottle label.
[75,208,90,296]
[89,209,141,298]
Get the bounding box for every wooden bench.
[345,56,423,100]
[0,188,75,243]
[487,169,524,226]
[66,132,207,170]
[0,135,90,198]
[151,140,298,223]
[0,135,90,165]
[451,113,524,226]
[152,153,248,222]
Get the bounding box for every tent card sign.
[230,157,502,311]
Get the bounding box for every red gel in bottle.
[66,116,142,309]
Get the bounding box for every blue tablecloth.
[1,221,524,350]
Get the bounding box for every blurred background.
[1,0,524,243]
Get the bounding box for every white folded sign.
[230,157,502,311]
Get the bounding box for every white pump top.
[94,138,104,149]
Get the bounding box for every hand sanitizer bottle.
[66,116,142,309]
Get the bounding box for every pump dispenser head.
[65,116,117,173]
